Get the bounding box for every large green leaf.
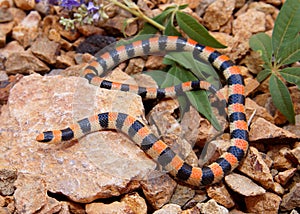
[269,74,295,123]
[249,33,272,69]
[175,11,226,48]
[272,0,300,62]
[280,67,300,89]
[278,36,300,65]
[257,69,272,83]
[161,66,221,130]
[164,18,181,36]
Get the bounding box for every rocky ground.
[0,0,300,213]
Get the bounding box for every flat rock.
[225,173,266,196]
[5,50,49,74]
[153,204,182,214]
[274,168,297,186]
[14,0,35,10]
[197,199,229,214]
[281,183,300,211]
[0,74,156,203]
[140,170,177,210]
[249,117,299,143]
[238,147,275,189]
[12,11,41,47]
[206,183,235,208]
[31,36,60,64]
[203,0,235,31]
[245,98,274,124]
[170,184,195,207]
[233,8,266,35]
[0,165,17,196]
[14,173,61,214]
[86,201,134,214]
[245,192,281,214]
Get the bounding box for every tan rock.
[12,11,41,47]
[0,74,156,203]
[153,204,182,214]
[262,0,282,6]
[233,8,266,35]
[14,173,60,214]
[250,117,299,143]
[281,183,300,211]
[14,0,35,10]
[121,192,147,214]
[173,0,201,9]
[275,168,297,186]
[238,147,275,189]
[289,145,300,165]
[5,51,49,74]
[125,58,145,75]
[197,199,229,214]
[245,98,274,124]
[170,184,195,207]
[244,78,260,97]
[141,170,177,210]
[0,0,13,8]
[203,0,235,31]
[145,55,165,71]
[181,206,200,214]
[0,21,13,47]
[0,165,17,196]
[56,51,76,68]
[8,7,26,25]
[207,183,235,208]
[267,146,294,170]
[59,201,85,214]
[0,41,24,58]
[31,37,60,64]
[245,192,281,214]
[225,173,266,196]
[86,201,134,214]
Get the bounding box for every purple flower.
[87,2,99,13]
[60,0,81,10]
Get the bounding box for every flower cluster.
[45,0,109,30]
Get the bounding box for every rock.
[152,204,182,214]
[289,145,300,165]
[183,191,207,210]
[233,8,266,35]
[0,8,13,23]
[145,55,165,71]
[0,21,14,47]
[59,201,85,214]
[206,183,235,208]
[8,8,26,25]
[225,173,266,196]
[0,195,14,213]
[0,74,156,203]
[0,0,13,8]
[181,206,200,214]
[238,147,275,189]
[203,0,235,31]
[14,173,60,214]
[0,74,23,104]
[0,165,17,196]
[5,51,49,74]
[14,0,35,10]
[244,78,260,97]
[281,183,300,211]
[245,98,274,124]
[274,168,297,186]
[31,36,60,64]
[125,58,145,75]
[173,0,201,9]
[197,199,229,214]
[267,146,294,170]
[140,170,177,210]
[121,192,147,214]
[249,117,299,143]
[245,192,281,214]
[55,51,76,68]
[0,41,24,58]
[170,184,195,207]
[262,0,282,6]
[12,11,41,47]
[86,201,134,214]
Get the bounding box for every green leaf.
[164,18,181,36]
[280,67,300,88]
[278,36,300,65]
[257,69,272,82]
[164,52,219,83]
[249,33,272,68]
[161,66,221,130]
[269,74,295,123]
[178,4,188,9]
[175,11,226,48]
[272,0,300,63]
[142,70,168,86]
[139,7,175,35]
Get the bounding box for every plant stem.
[110,0,165,31]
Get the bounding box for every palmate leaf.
[249,33,272,69]
[175,11,226,48]
[257,69,272,83]
[272,0,300,64]
[279,36,300,65]
[280,67,300,89]
[269,74,295,123]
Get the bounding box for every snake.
[36,36,249,186]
